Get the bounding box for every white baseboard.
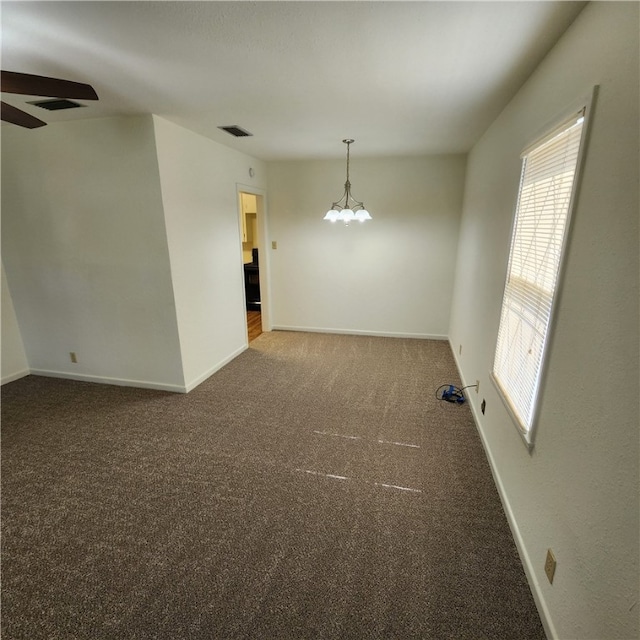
[1,368,30,386]
[16,345,249,395]
[449,339,555,640]
[28,368,187,393]
[183,344,247,393]
[271,325,448,340]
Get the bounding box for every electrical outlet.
[271,241,277,250]
[476,379,480,394]
[70,352,77,364]
[481,399,486,414]
[459,344,462,355]
[545,549,556,584]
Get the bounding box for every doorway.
[239,191,263,342]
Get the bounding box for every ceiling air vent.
[218,125,253,137]
[28,99,85,111]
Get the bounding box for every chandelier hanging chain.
[345,138,351,187]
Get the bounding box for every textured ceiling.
[1,1,586,160]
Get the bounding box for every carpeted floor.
[1,331,545,639]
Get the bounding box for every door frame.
[236,184,270,333]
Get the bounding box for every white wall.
[1,116,185,391]
[449,3,639,639]
[152,116,267,391]
[1,262,29,384]
[267,155,466,338]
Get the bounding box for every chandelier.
[323,139,372,225]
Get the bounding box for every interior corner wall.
[266,155,466,338]
[1,115,185,391]
[152,116,267,391]
[448,3,639,639]
[1,261,29,384]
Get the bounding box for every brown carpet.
[1,331,545,639]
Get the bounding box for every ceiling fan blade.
[1,71,98,100]
[1,101,47,128]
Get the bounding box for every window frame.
[491,88,597,450]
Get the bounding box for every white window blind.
[492,110,586,445]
